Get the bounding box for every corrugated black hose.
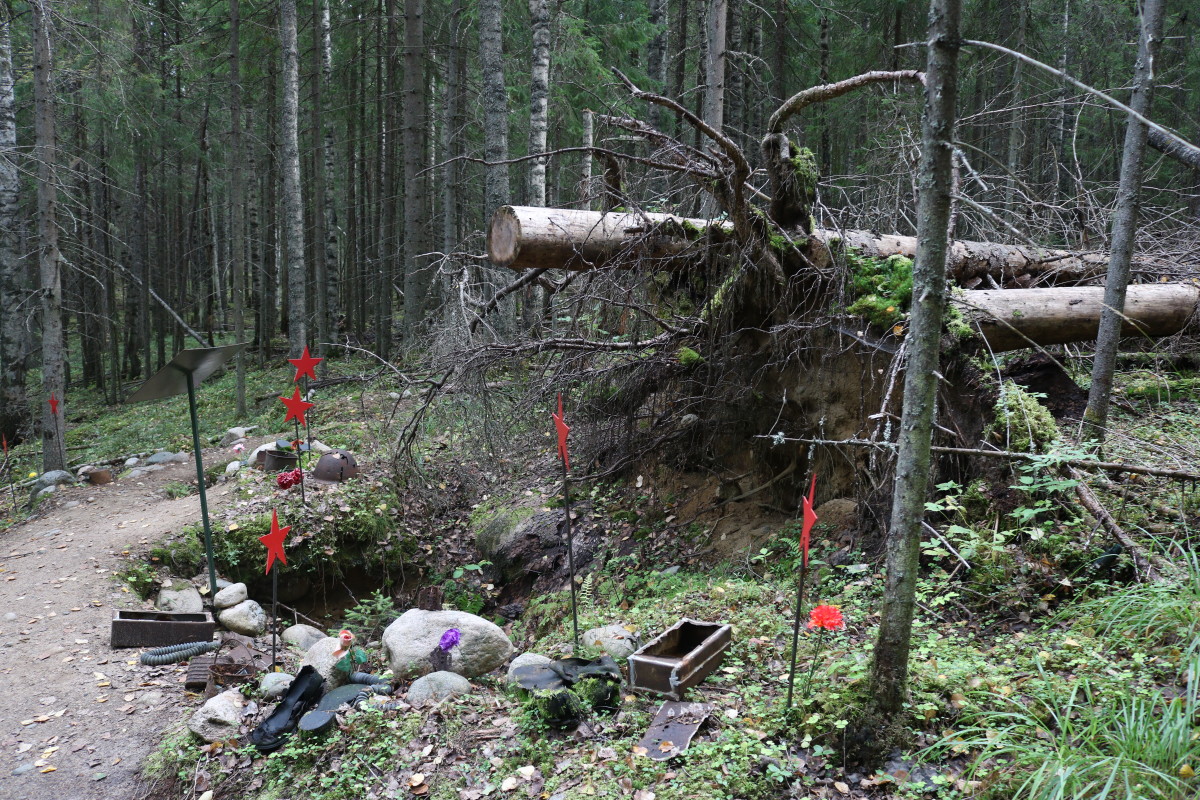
[138,640,220,665]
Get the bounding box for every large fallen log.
[488,205,1167,286]
[957,285,1200,352]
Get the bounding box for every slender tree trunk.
[379,0,399,357]
[310,0,329,367]
[31,0,65,472]
[581,110,594,210]
[647,0,667,131]
[1083,0,1165,442]
[772,0,787,107]
[319,0,338,353]
[441,0,464,257]
[527,0,551,207]
[818,15,831,176]
[280,0,307,358]
[401,0,429,333]
[701,0,727,215]
[0,2,25,442]
[868,0,960,719]
[1003,0,1028,215]
[480,0,513,332]
[230,0,246,416]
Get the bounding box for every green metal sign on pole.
[126,343,248,597]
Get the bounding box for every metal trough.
[110,610,216,648]
[627,618,732,700]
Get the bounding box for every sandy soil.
[0,454,240,800]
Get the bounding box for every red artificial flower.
[807,604,845,631]
[276,468,303,490]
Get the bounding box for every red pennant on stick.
[259,509,290,574]
[551,393,570,471]
[280,387,315,427]
[288,346,323,384]
[800,473,819,567]
[1,433,7,456]
[49,393,59,416]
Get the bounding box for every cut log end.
[487,206,521,269]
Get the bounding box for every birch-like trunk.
[32,0,65,472]
[868,0,960,719]
[0,3,24,440]
[1002,0,1028,215]
[229,0,246,417]
[280,0,306,358]
[1083,0,1165,442]
[527,0,551,208]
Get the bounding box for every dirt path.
[0,454,240,800]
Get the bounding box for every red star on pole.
[259,509,290,574]
[551,393,570,471]
[288,346,323,384]
[800,473,819,568]
[49,393,59,416]
[280,387,315,427]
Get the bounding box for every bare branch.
[769,70,925,134]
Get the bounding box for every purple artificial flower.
[438,628,461,652]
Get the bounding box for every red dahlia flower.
[807,604,845,631]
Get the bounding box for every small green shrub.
[985,382,1059,453]
[118,561,159,599]
[163,481,195,500]
[148,528,206,575]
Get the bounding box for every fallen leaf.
[501,776,518,792]
[409,773,425,787]
[658,741,675,752]
[631,745,648,757]
[834,781,850,794]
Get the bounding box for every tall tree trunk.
[480,0,513,332]
[701,0,727,215]
[771,0,787,107]
[868,0,960,720]
[280,0,307,358]
[1050,0,1073,206]
[527,0,551,207]
[0,1,25,442]
[318,0,338,354]
[401,0,429,333]
[441,0,464,257]
[1002,0,1028,216]
[647,0,667,131]
[230,0,247,417]
[1082,0,1165,442]
[379,0,399,357]
[310,0,330,367]
[32,0,65,472]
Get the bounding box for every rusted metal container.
[110,610,216,648]
[627,619,732,700]
[261,449,299,472]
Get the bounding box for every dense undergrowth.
[6,352,1200,799]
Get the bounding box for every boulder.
[127,465,165,479]
[224,461,242,476]
[582,624,639,660]
[124,457,140,467]
[220,426,257,446]
[188,689,244,742]
[282,624,326,652]
[506,653,552,687]
[300,637,350,687]
[474,506,606,593]
[382,609,513,679]
[259,672,295,699]
[309,440,333,454]
[30,470,75,494]
[157,581,204,614]
[213,582,248,610]
[407,671,471,707]
[146,451,189,465]
[218,599,268,636]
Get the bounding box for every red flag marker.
[288,346,323,384]
[551,393,570,471]
[279,387,315,427]
[49,393,59,416]
[259,509,290,574]
[800,473,818,567]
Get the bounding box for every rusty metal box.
[110,610,216,648]
[627,619,732,700]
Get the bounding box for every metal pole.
[563,463,579,654]
[185,370,219,597]
[785,561,809,710]
[271,566,279,667]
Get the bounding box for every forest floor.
[0,446,258,800]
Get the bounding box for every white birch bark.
[280,0,306,358]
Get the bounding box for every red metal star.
[800,473,819,568]
[280,387,315,427]
[288,346,323,384]
[49,393,59,416]
[551,393,570,471]
[259,509,290,574]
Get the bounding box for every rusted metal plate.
[186,655,233,690]
[636,701,713,761]
[110,610,216,648]
[627,619,732,700]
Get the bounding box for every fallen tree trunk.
[488,205,1170,286]
[957,285,1199,352]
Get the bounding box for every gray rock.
[506,653,552,686]
[34,486,55,499]
[140,691,165,707]
[260,672,295,699]
[213,582,248,610]
[407,671,471,707]
[3,612,16,621]
[11,762,34,776]
[188,689,244,742]
[146,451,189,465]
[218,599,268,636]
[661,566,681,576]
[679,413,700,427]
[224,461,242,476]
[582,624,639,659]
[219,426,257,446]
[248,443,274,466]
[387,392,401,400]
[124,457,140,467]
[282,624,326,652]
[402,389,413,399]
[382,609,513,679]
[31,470,75,493]
[127,465,165,479]
[157,582,204,614]
[300,637,350,688]
[309,440,333,454]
